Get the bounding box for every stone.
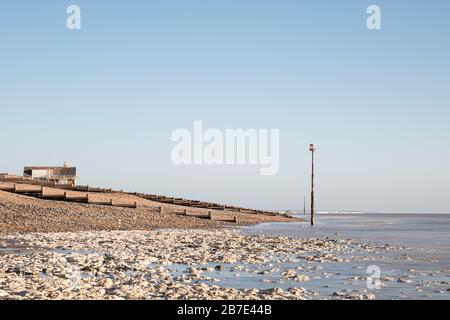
[98,278,114,288]
[0,289,9,298]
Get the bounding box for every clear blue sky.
[1,1,449,213]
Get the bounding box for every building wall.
[31,169,50,179]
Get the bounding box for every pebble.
[0,229,395,300]
[0,289,9,298]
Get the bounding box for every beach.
[0,186,297,234]
[1,229,385,300]
[1,188,449,300]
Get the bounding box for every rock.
[186,267,202,275]
[0,289,9,298]
[366,293,376,300]
[293,275,310,282]
[397,278,414,284]
[98,278,114,288]
[0,228,400,300]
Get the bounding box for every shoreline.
[2,218,449,300]
[3,190,447,300]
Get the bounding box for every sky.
[1,1,449,213]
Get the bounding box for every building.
[23,162,77,186]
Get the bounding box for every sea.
[237,213,450,299]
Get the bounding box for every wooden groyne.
[0,175,283,224]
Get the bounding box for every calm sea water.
[238,213,450,299]
[242,213,450,258]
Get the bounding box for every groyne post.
[309,144,317,226]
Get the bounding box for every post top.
[309,144,317,151]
